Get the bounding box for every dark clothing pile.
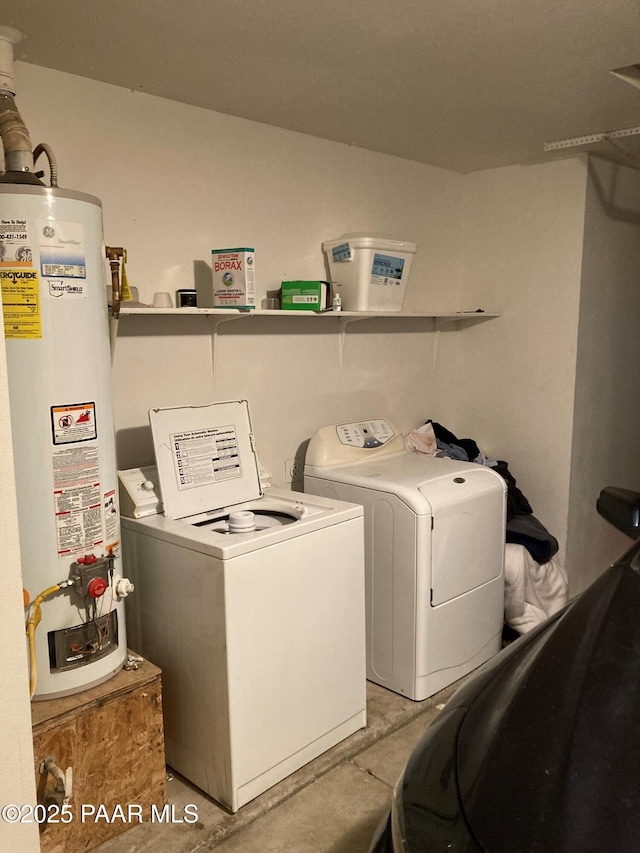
[426,421,559,565]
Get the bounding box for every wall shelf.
[118,306,500,321]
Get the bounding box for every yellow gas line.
[25,584,64,699]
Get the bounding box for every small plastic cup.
[152,292,173,308]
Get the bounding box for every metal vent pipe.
[0,25,40,183]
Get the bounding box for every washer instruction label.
[171,425,242,490]
[0,266,41,339]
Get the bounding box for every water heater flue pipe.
[0,25,42,184]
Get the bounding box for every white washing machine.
[304,418,506,701]
[119,400,366,812]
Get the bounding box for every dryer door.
[420,468,505,605]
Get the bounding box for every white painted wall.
[444,156,640,594]
[444,158,589,571]
[566,157,640,591]
[0,332,40,852]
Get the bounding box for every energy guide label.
[172,425,242,490]
[0,267,41,339]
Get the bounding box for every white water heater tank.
[1,184,128,699]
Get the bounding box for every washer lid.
[149,400,262,520]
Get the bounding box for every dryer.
[304,418,506,701]
[119,401,366,812]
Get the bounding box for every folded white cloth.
[404,422,438,455]
[504,543,569,634]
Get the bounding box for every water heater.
[0,27,130,699]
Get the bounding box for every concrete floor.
[92,680,460,853]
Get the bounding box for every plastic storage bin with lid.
[322,232,418,312]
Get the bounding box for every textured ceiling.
[3,0,640,172]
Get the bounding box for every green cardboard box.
[280,280,329,311]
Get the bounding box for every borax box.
[211,248,255,309]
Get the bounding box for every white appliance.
[304,418,507,701]
[1,188,128,700]
[120,400,366,812]
[0,26,129,700]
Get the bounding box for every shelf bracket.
[208,312,253,388]
[544,123,640,152]
[544,124,640,172]
[601,136,640,170]
[337,315,371,368]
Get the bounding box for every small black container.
[176,289,198,307]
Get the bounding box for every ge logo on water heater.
[42,225,55,238]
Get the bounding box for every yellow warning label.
[0,267,41,339]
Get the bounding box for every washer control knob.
[141,480,155,492]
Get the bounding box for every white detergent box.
[204,247,255,309]
[322,233,417,312]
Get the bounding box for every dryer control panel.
[305,418,405,469]
[336,420,395,448]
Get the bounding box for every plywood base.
[32,654,167,853]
